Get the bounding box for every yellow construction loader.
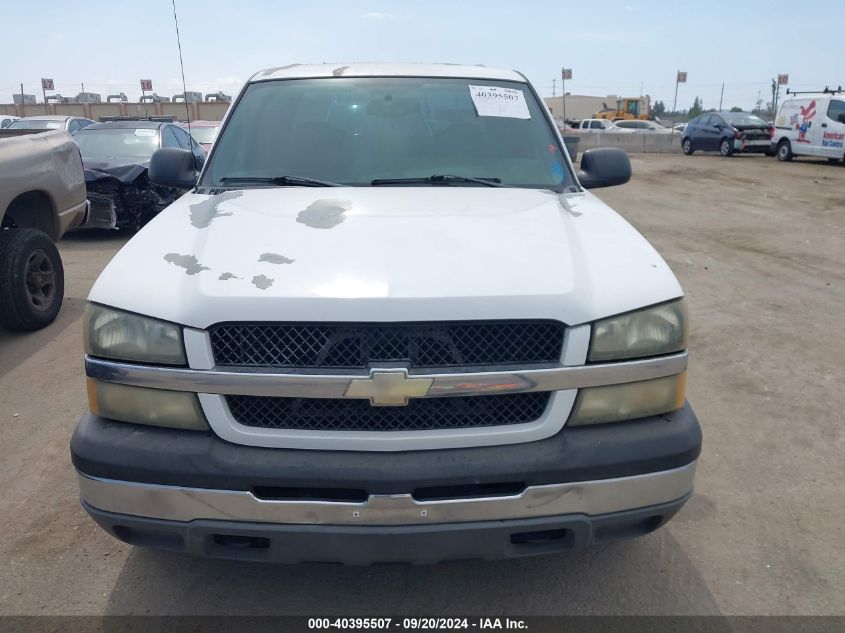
[595,96,651,121]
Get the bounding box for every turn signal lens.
[87,379,208,431]
[568,373,686,426]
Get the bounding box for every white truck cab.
[577,118,624,131]
[773,87,845,162]
[71,63,700,564]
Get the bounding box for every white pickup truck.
[576,118,627,132]
[72,63,700,564]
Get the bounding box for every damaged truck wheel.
[0,229,65,331]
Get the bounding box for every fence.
[565,131,681,154]
[0,101,230,122]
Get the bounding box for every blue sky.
[2,0,841,111]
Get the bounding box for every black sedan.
[73,119,206,230]
[682,112,773,157]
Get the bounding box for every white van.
[772,88,845,162]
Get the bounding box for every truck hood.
[89,187,682,329]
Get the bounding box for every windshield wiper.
[219,175,341,187]
[371,175,506,187]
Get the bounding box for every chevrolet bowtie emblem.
[345,369,434,406]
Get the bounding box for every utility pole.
[552,78,556,98]
[719,83,724,111]
[20,83,24,117]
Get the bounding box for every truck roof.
[252,62,526,83]
[83,120,165,130]
[15,115,72,122]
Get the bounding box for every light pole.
[561,68,572,129]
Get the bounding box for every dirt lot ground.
[0,154,842,616]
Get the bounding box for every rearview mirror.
[838,112,845,124]
[149,148,197,189]
[578,148,632,189]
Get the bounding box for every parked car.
[180,120,221,152]
[614,120,672,133]
[772,88,845,162]
[8,115,94,133]
[73,119,207,230]
[576,118,630,132]
[682,111,773,157]
[72,62,700,564]
[0,115,19,129]
[0,128,87,330]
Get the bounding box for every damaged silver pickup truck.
[0,128,87,330]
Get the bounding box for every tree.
[653,100,666,117]
[688,96,704,118]
[729,106,743,112]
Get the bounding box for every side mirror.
[149,148,197,189]
[578,148,632,189]
[838,112,845,124]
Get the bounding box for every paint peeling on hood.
[262,64,301,76]
[219,272,241,280]
[537,189,583,217]
[333,66,350,77]
[164,253,210,275]
[92,188,683,329]
[252,274,274,290]
[297,199,352,229]
[259,253,295,265]
[189,190,243,228]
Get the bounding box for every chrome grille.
[225,393,551,432]
[209,321,565,369]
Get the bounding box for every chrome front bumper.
[77,461,697,527]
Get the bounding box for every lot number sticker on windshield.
[468,85,531,119]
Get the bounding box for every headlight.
[568,373,686,426]
[84,304,185,365]
[87,379,208,430]
[589,299,687,362]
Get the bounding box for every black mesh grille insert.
[226,393,551,432]
[209,321,564,369]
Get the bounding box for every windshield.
[74,128,159,159]
[8,119,62,130]
[202,77,572,190]
[187,125,219,144]
[722,112,768,126]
